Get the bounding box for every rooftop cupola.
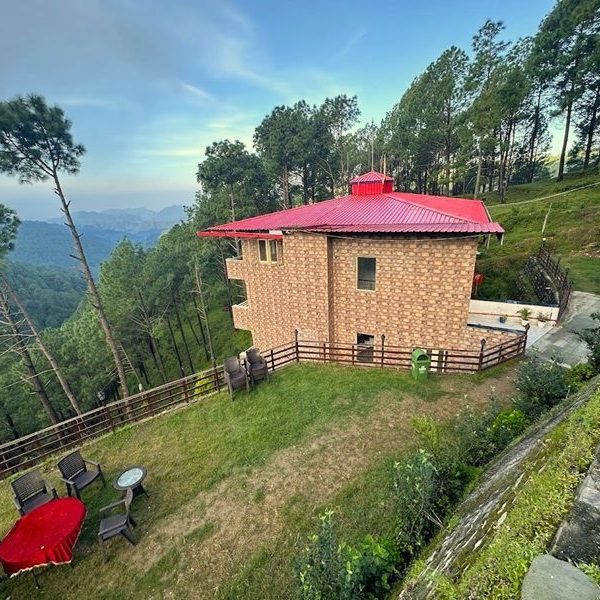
[350,171,393,195]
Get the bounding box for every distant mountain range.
[11,205,185,272]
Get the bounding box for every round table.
[113,466,148,498]
[0,497,86,578]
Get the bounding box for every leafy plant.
[578,312,600,373]
[517,307,532,321]
[394,449,440,555]
[490,409,530,448]
[514,356,568,418]
[297,511,397,600]
[565,363,595,391]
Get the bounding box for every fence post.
[212,360,221,392]
[270,348,275,372]
[323,341,327,363]
[478,338,487,372]
[523,323,530,353]
[380,334,386,368]
[294,329,300,363]
[182,377,191,404]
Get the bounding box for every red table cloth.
[0,497,86,576]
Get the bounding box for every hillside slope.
[476,169,600,300]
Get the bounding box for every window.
[258,239,268,262]
[356,333,374,363]
[258,239,281,264]
[357,257,376,290]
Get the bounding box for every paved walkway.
[530,291,600,366]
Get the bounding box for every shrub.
[514,356,568,418]
[297,511,398,600]
[578,313,600,373]
[490,409,530,449]
[393,449,440,555]
[565,363,595,391]
[452,403,501,467]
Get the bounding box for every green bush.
[514,356,568,418]
[393,449,440,555]
[490,409,530,449]
[578,313,600,372]
[297,510,398,600]
[565,363,595,391]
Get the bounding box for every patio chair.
[246,348,270,385]
[57,450,106,499]
[11,470,58,516]
[98,488,137,561]
[224,356,250,400]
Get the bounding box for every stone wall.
[399,379,600,599]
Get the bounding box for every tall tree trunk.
[194,265,216,365]
[487,141,496,191]
[229,184,241,257]
[216,242,234,318]
[473,152,482,199]
[136,288,167,383]
[528,87,543,183]
[282,165,290,208]
[558,96,574,182]
[166,315,185,378]
[146,336,167,384]
[174,301,194,374]
[53,175,129,398]
[1,277,82,414]
[584,83,600,169]
[0,291,59,425]
[192,296,210,361]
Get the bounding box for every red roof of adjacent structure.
[349,170,393,183]
[197,173,503,238]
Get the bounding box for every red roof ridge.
[350,170,393,183]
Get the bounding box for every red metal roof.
[198,175,504,237]
[349,170,393,183]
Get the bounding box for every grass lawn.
[474,169,600,299]
[0,362,516,599]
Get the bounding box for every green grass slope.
[475,169,600,300]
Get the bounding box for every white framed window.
[258,239,281,264]
[357,257,376,291]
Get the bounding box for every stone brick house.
[197,171,505,353]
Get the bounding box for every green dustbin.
[411,348,431,381]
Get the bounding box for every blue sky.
[0,0,556,220]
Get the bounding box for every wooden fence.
[293,330,527,374]
[0,331,527,479]
[537,245,573,320]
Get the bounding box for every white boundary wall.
[469,299,559,322]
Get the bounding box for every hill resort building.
[197,171,509,356]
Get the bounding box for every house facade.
[198,172,506,353]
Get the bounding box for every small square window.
[357,257,376,290]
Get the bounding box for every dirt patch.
[129,367,518,596]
